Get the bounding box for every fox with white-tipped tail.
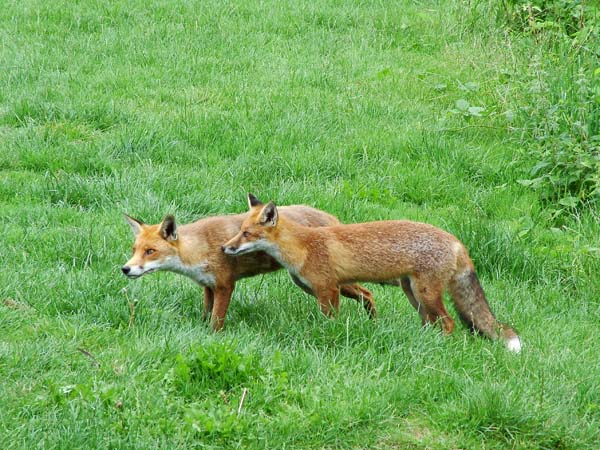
[223,194,521,352]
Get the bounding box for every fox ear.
[124,214,144,236]
[258,201,278,227]
[247,193,264,209]
[159,215,178,241]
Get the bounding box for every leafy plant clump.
[502,0,598,37]
[183,400,248,440]
[498,1,600,217]
[172,341,263,394]
[517,66,600,215]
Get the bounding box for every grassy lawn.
[1,0,599,448]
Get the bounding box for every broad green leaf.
[455,99,469,111]
[459,81,479,92]
[467,106,485,117]
[558,196,579,208]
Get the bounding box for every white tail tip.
[506,336,522,353]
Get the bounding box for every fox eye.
[145,249,156,256]
[242,231,250,238]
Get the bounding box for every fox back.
[223,205,469,285]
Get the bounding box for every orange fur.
[122,205,375,331]
[223,195,520,351]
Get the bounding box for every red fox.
[121,199,375,331]
[222,194,521,352]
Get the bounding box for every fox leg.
[203,287,214,321]
[340,284,377,318]
[409,275,454,335]
[210,284,235,331]
[314,286,341,317]
[290,274,314,295]
[292,273,374,318]
[400,277,424,314]
[401,277,438,328]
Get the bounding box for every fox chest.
[169,260,216,287]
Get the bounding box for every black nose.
[221,245,226,252]
[122,266,130,275]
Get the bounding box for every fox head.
[121,214,180,278]
[222,193,279,256]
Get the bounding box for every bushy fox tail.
[448,268,521,353]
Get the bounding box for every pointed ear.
[258,201,278,227]
[159,215,178,241]
[124,214,144,236]
[247,193,264,209]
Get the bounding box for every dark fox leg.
[290,274,314,296]
[290,274,375,318]
[409,275,455,334]
[400,277,431,326]
[203,286,214,321]
[448,270,520,352]
[340,284,377,318]
[380,278,424,319]
[400,277,422,313]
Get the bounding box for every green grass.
[1,0,600,448]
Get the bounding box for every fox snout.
[221,235,241,255]
[122,265,141,278]
[121,264,147,278]
[221,244,237,255]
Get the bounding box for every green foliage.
[502,0,598,37]
[517,66,600,216]
[172,341,263,394]
[449,98,487,118]
[184,400,247,440]
[496,1,600,217]
[2,0,600,448]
